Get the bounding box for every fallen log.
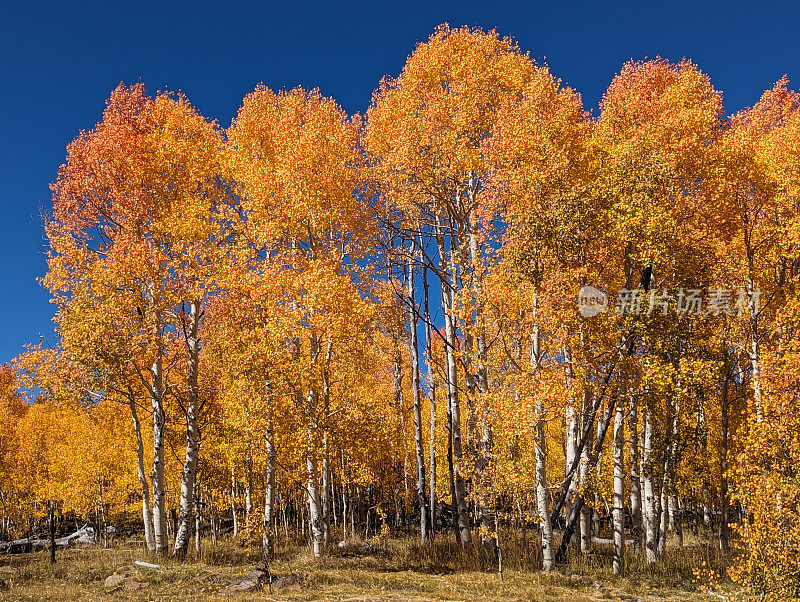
[0,524,96,553]
[219,561,307,595]
[220,560,271,594]
[133,560,161,570]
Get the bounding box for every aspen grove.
[3,24,800,598]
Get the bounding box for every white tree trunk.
[629,391,643,552]
[579,388,593,554]
[534,398,554,572]
[263,406,276,560]
[612,395,626,575]
[642,403,658,564]
[436,220,470,545]
[408,255,428,542]
[531,321,554,571]
[422,264,437,538]
[231,472,239,538]
[657,469,669,558]
[173,299,202,558]
[746,276,764,422]
[245,459,253,529]
[129,398,155,552]
[194,495,201,558]
[564,348,579,551]
[719,354,731,551]
[306,428,324,558]
[150,356,167,556]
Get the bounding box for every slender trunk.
[150,356,167,556]
[531,321,554,571]
[746,276,764,422]
[579,388,593,554]
[719,351,731,551]
[322,433,330,547]
[534,397,554,572]
[657,470,669,557]
[194,494,201,558]
[467,210,493,552]
[408,254,428,542]
[129,398,155,552]
[446,357,457,542]
[564,348,579,551]
[613,393,625,575]
[642,401,658,564]
[556,389,617,562]
[321,340,333,547]
[98,478,107,547]
[245,459,253,529]
[263,407,276,560]
[210,493,218,546]
[173,299,202,558]
[49,502,56,564]
[341,455,348,542]
[436,219,470,545]
[667,394,682,549]
[629,391,643,553]
[670,492,682,547]
[231,472,239,538]
[307,431,324,557]
[424,264,437,539]
[305,334,324,558]
[391,313,406,533]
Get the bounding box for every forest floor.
[0,531,748,601]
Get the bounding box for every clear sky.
[2,0,799,363]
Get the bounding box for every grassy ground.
[0,530,747,601]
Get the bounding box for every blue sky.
[2,0,799,363]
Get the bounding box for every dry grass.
[0,529,748,601]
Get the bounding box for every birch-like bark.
[150,355,167,556]
[423,264,437,538]
[322,340,333,547]
[48,501,56,564]
[245,458,253,529]
[564,348,579,551]
[629,391,643,552]
[531,320,554,571]
[322,432,330,547]
[173,299,202,558]
[642,401,658,564]
[657,467,669,558]
[661,393,681,556]
[719,351,731,551]
[129,398,155,552]
[340,455,348,542]
[534,397,554,572]
[194,494,201,558]
[612,392,626,575]
[306,430,324,557]
[466,204,493,552]
[436,218,470,545]
[306,334,324,557]
[231,472,239,538]
[745,266,764,422]
[670,491,682,547]
[263,405,276,560]
[579,387,593,554]
[408,254,428,542]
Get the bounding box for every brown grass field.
[0,529,747,600]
